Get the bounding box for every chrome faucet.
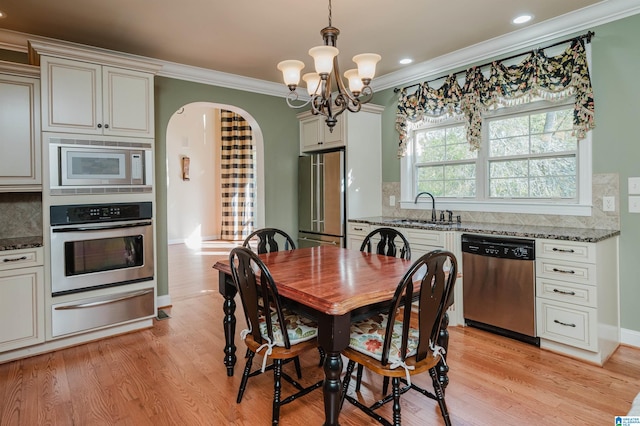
[414,191,437,222]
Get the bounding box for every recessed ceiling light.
[513,14,532,24]
[0,10,7,18]
[399,58,413,65]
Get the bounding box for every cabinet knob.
[105,124,109,129]
[97,124,102,128]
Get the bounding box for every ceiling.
[0,0,612,86]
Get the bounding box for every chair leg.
[293,356,302,379]
[237,351,255,403]
[391,376,401,426]
[429,367,452,426]
[355,364,364,392]
[340,360,356,409]
[272,359,283,425]
[317,346,326,367]
[382,376,390,396]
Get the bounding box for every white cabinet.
[403,227,444,258]
[535,237,619,365]
[346,222,370,250]
[0,63,41,189]
[0,247,45,352]
[299,112,344,152]
[39,56,155,138]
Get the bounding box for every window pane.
[530,176,576,198]
[489,115,529,139]
[530,109,574,133]
[490,136,529,157]
[531,130,576,153]
[445,178,476,197]
[490,160,528,178]
[490,178,529,197]
[530,157,576,177]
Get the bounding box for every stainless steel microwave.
[48,135,153,193]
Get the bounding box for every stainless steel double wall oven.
[48,202,155,337]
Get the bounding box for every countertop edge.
[348,217,620,243]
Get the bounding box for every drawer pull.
[552,247,575,253]
[354,227,364,231]
[553,288,576,296]
[553,319,576,328]
[3,256,28,262]
[552,267,575,274]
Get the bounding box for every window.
[402,100,592,215]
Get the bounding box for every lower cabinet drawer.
[52,287,155,337]
[536,258,596,285]
[536,277,597,308]
[536,298,597,352]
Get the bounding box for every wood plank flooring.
[1,242,639,425]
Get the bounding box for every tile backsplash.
[0,193,43,239]
[381,173,619,230]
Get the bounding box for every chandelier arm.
[284,91,313,109]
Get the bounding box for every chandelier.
[276,0,381,132]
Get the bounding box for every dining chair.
[242,227,296,254]
[360,227,411,260]
[340,250,458,426]
[356,227,411,392]
[229,247,323,425]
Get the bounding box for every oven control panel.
[50,202,152,225]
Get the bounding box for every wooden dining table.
[213,245,453,426]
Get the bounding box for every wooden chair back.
[229,246,292,349]
[243,228,296,254]
[360,227,411,260]
[381,250,457,366]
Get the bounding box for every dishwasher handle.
[461,234,535,260]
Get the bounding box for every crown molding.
[1,0,639,95]
[372,0,640,91]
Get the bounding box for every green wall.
[590,15,640,334]
[373,14,640,333]
[154,77,300,297]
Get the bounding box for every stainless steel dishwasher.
[462,234,539,346]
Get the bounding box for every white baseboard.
[157,294,172,308]
[621,328,640,348]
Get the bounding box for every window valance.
[395,37,595,157]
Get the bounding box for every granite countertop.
[0,236,44,251]
[349,217,620,243]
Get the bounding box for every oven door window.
[64,235,144,276]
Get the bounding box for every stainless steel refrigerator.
[297,150,345,248]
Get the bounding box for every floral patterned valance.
[395,38,595,157]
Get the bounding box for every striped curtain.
[220,110,254,240]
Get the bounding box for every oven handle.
[52,220,153,233]
[53,289,154,310]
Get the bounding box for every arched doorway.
[165,102,264,300]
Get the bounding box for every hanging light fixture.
[276,0,381,132]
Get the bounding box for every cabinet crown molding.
[28,40,162,74]
[0,60,40,78]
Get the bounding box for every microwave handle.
[52,220,152,233]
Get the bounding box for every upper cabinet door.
[103,66,154,138]
[41,57,102,135]
[41,56,154,138]
[0,73,41,188]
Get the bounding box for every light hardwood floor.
[1,242,639,425]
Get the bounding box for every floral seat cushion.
[349,313,419,365]
[256,309,318,346]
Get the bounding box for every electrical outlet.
[630,196,640,213]
[630,177,640,195]
[389,195,396,207]
[603,196,615,212]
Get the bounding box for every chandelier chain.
[328,0,332,27]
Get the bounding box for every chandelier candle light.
[277,0,381,132]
